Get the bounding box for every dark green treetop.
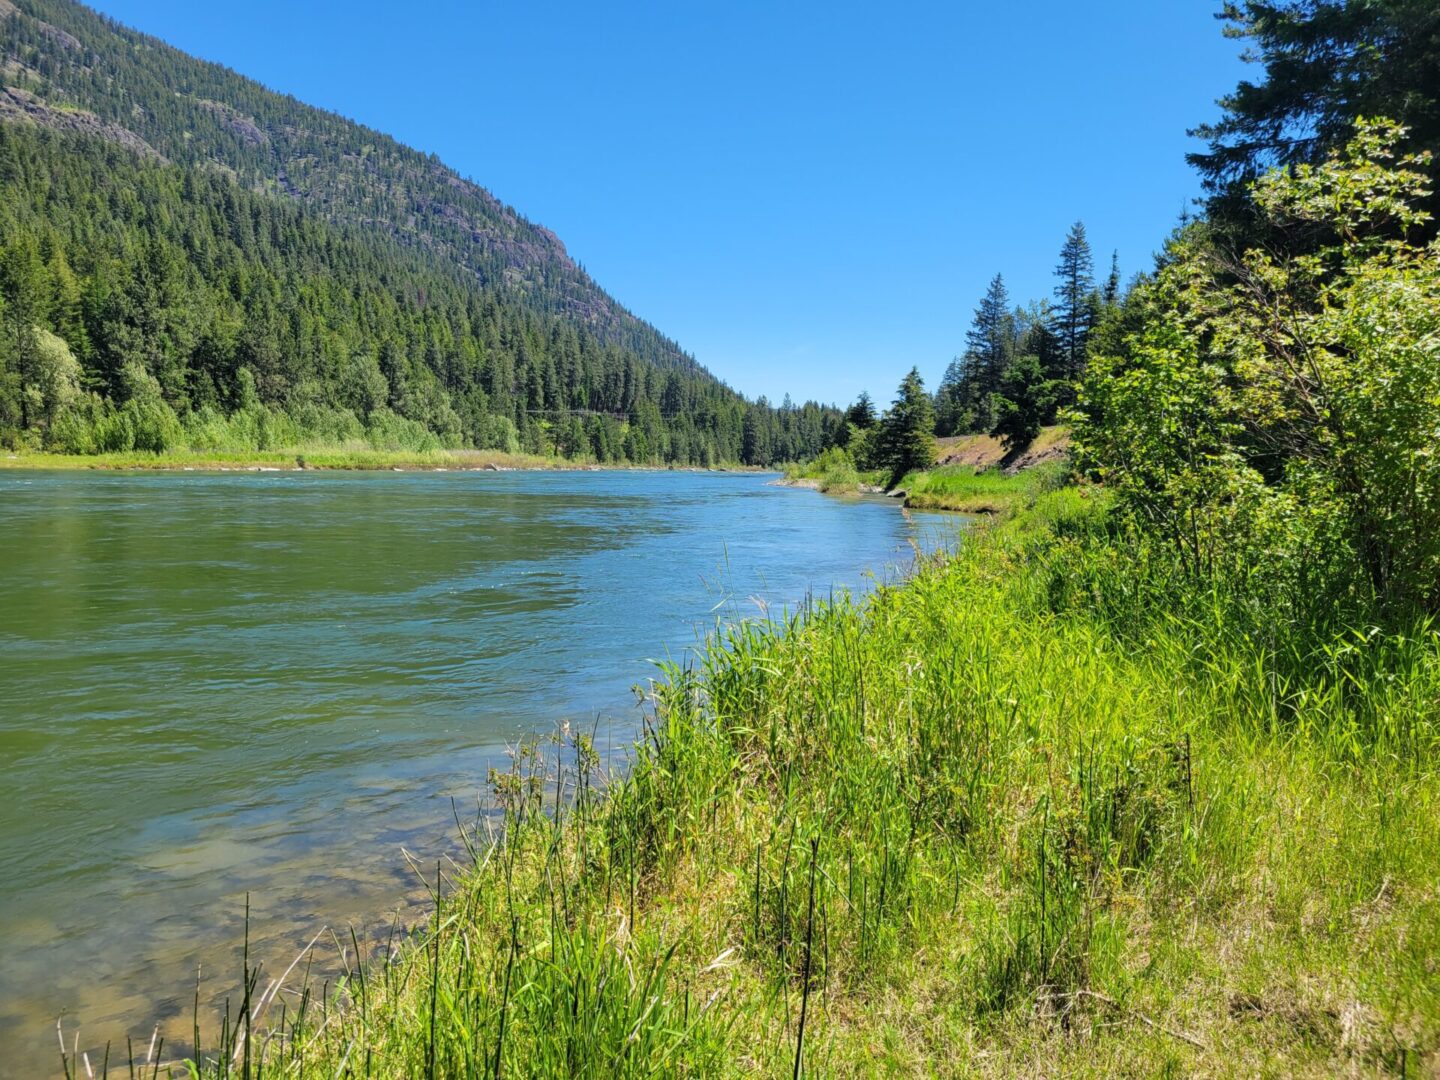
[874,367,936,486]
[1190,1,1440,227]
[990,354,1054,454]
[1052,222,1096,384]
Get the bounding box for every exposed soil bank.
[934,424,1070,473]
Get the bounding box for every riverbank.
[8,468,946,1077]
[894,459,1069,514]
[780,435,1071,513]
[118,484,1439,1077]
[769,475,886,494]
[0,448,769,473]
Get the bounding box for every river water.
[0,468,962,1073]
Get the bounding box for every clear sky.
[90,0,1249,407]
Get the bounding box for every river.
[0,468,962,1074]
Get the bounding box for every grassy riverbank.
[896,460,1068,514]
[0,448,767,473]
[782,447,887,494]
[780,446,1068,516]
[0,447,559,472]
[114,486,1438,1078]
[780,429,1070,513]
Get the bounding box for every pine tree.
[1103,251,1121,309]
[875,368,936,486]
[967,274,1014,404]
[933,356,969,437]
[845,392,876,429]
[742,402,771,466]
[1052,222,1096,382]
[1189,0,1440,225]
[0,238,48,430]
[990,354,1053,454]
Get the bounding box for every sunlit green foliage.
[1075,119,1440,613]
[989,354,1056,453]
[897,460,1067,514]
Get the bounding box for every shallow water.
[0,468,962,1074]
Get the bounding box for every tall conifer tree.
[934,356,969,437]
[1189,0,1440,226]
[948,273,1015,432]
[1052,222,1096,382]
[966,274,1014,396]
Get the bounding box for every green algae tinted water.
[0,468,961,1074]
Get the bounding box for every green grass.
[72,488,1440,1077]
[897,460,1069,513]
[0,446,558,471]
[0,447,761,473]
[783,447,887,494]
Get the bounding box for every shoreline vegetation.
[780,430,1071,515]
[86,478,1439,1077]
[0,447,774,473]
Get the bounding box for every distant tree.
[990,354,1054,454]
[1015,301,1059,377]
[556,414,588,458]
[933,356,971,437]
[46,248,90,363]
[845,392,877,429]
[965,274,1015,428]
[1102,250,1122,309]
[874,367,936,486]
[1189,0,1440,226]
[1052,222,1096,383]
[27,328,85,438]
[829,393,879,464]
[742,403,771,466]
[0,238,47,431]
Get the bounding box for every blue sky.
[92,0,1249,406]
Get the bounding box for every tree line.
[1,0,702,371]
[820,0,1439,513]
[0,125,840,463]
[816,219,1121,486]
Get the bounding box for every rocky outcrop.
[194,98,268,146]
[0,87,165,161]
[39,19,80,51]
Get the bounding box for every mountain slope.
[1,0,689,370]
[0,0,838,463]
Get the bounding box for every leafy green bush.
[364,408,443,452]
[474,412,521,454]
[1074,119,1440,615]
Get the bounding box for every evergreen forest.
[0,0,840,464]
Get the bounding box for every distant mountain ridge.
[0,0,838,463]
[0,0,694,372]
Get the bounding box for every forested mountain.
[0,0,839,462]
